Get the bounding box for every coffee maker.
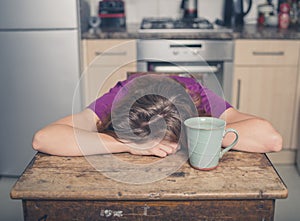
[181,0,198,19]
[223,0,252,27]
[98,0,126,31]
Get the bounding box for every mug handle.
[220,128,239,158]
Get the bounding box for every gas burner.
[140,18,174,29]
[139,17,233,33]
[140,17,214,30]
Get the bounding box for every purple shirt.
[88,75,232,122]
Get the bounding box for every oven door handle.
[152,65,219,73]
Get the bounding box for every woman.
[32,74,283,157]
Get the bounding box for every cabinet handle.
[95,51,127,56]
[252,51,284,56]
[236,79,241,110]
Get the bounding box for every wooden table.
[11,151,288,221]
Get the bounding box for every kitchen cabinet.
[81,39,137,106]
[232,40,299,150]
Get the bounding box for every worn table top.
[11,151,288,201]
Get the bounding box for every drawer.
[234,40,299,66]
[84,39,136,67]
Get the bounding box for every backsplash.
[88,0,224,23]
[86,0,279,25]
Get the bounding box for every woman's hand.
[220,108,283,153]
[127,141,179,158]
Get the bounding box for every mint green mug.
[184,117,239,170]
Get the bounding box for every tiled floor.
[0,176,23,221]
[1,165,299,221]
[273,165,300,221]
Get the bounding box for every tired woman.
[32,74,282,157]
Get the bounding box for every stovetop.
[139,17,233,33]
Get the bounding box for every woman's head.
[123,93,185,144]
[102,74,199,146]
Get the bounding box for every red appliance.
[98,0,126,31]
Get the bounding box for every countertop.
[82,24,300,40]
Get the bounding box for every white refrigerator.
[0,0,82,176]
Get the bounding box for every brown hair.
[98,74,204,147]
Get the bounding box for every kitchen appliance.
[223,0,253,27]
[257,0,276,26]
[257,4,276,25]
[98,0,126,31]
[139,17,232,33]
[0,0,82,176]
[137,40,234,102]
[181,0,198,19]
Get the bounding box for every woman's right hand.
[127,141,179,158]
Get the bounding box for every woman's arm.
[32,109,177,157]
[220,107,283,153]
[32,109,129,156]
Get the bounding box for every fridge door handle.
[236,79,241,110]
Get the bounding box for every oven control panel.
[137,40,233,62]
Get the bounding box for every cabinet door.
[81,39,137,106]
[83,65,136,106]
[232,67,298,148]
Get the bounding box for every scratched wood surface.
[11,151,288,201]
[23,199,274,221]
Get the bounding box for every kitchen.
[1,0,300,220]
[82,0,300,165]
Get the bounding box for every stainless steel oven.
[137,39,234,102]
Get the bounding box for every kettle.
[224,0,252,27]
[181,0,198,19]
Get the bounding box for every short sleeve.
[171,76,232,117]
[87,83,120,122]
[199,87,232,117]
[87,74,142,121]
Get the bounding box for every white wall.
[88,0,279,24]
